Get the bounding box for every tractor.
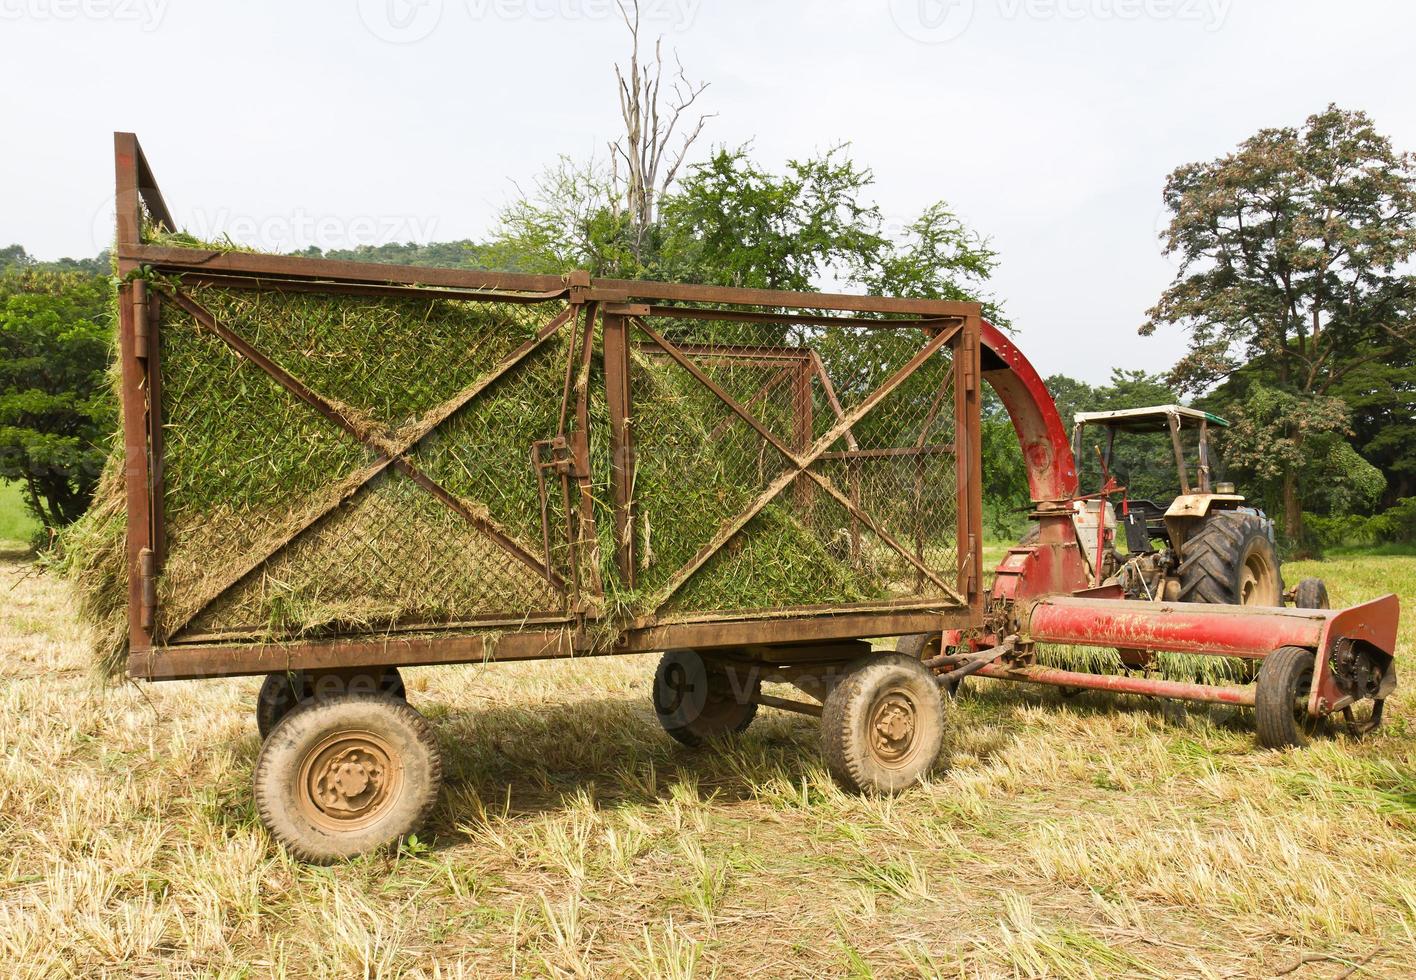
[1057,404,1327,610]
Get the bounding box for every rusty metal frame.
[628,316,969,615]
[152,286,576,641]
[113,133,985,681]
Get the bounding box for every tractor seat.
[1121,498,1172,553]
[1125,498,1171,525]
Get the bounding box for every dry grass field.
[0,548,1412,978]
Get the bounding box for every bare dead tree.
[609,0,713,261]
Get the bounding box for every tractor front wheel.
[1293,577,1330,609]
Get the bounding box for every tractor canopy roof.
[1072,404,1229,432]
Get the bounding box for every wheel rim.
[1239,549,1279,605]
[868,688,920,769]
[1291,665,1321,739]
[297,729,403,832]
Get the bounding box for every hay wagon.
[111,135,986,859]
[109,135,1398,861]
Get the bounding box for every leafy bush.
[1306,498,1416,549]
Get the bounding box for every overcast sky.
[2,0,1412,381]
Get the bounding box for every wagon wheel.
[257,668,407,740]
[821,654,945,793]
[896,633,965,698]
[652,649,758,747]
[253,694,442,863]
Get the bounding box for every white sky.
[2,0,1412,381]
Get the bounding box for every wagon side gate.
[112,133,984,681]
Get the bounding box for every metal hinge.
[132,280,151,360]
[138,546,156,631]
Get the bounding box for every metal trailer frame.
[112,133,985,684]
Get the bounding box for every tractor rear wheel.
[1255,645,1321,749]
[1178,511,1282,606]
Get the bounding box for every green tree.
[1,244,33,270]
[1331,359,1416,505]
[297,239,502,270]
[0,267,114,529]
[659,144,890,290]
[1142,104,1416,540]
[486,156,641,276]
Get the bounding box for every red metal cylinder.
[1025,596,1329,659]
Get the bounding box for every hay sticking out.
[1035,644,1254,686]
[54,451,129,679]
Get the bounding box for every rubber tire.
[253,694,442,863]
[257,668,407,740]
[653,649,758,747]
[1294,578,1330,609]
[896,634,933,660]
[896,633,964,698]
[1254,645,1319,749]
[821,654,945,793]
[1178,511,1282,606]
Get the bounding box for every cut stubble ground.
[0,553,1412,977]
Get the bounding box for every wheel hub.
[871,694,917,762]
[299,732,399,829]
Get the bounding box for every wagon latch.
[531,436,580,589]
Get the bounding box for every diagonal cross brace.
[157,288,572,639]
[636,318,962,614]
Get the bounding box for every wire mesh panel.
[154,283,575,642]
[111,134,983,676]
[620,314,968,621]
